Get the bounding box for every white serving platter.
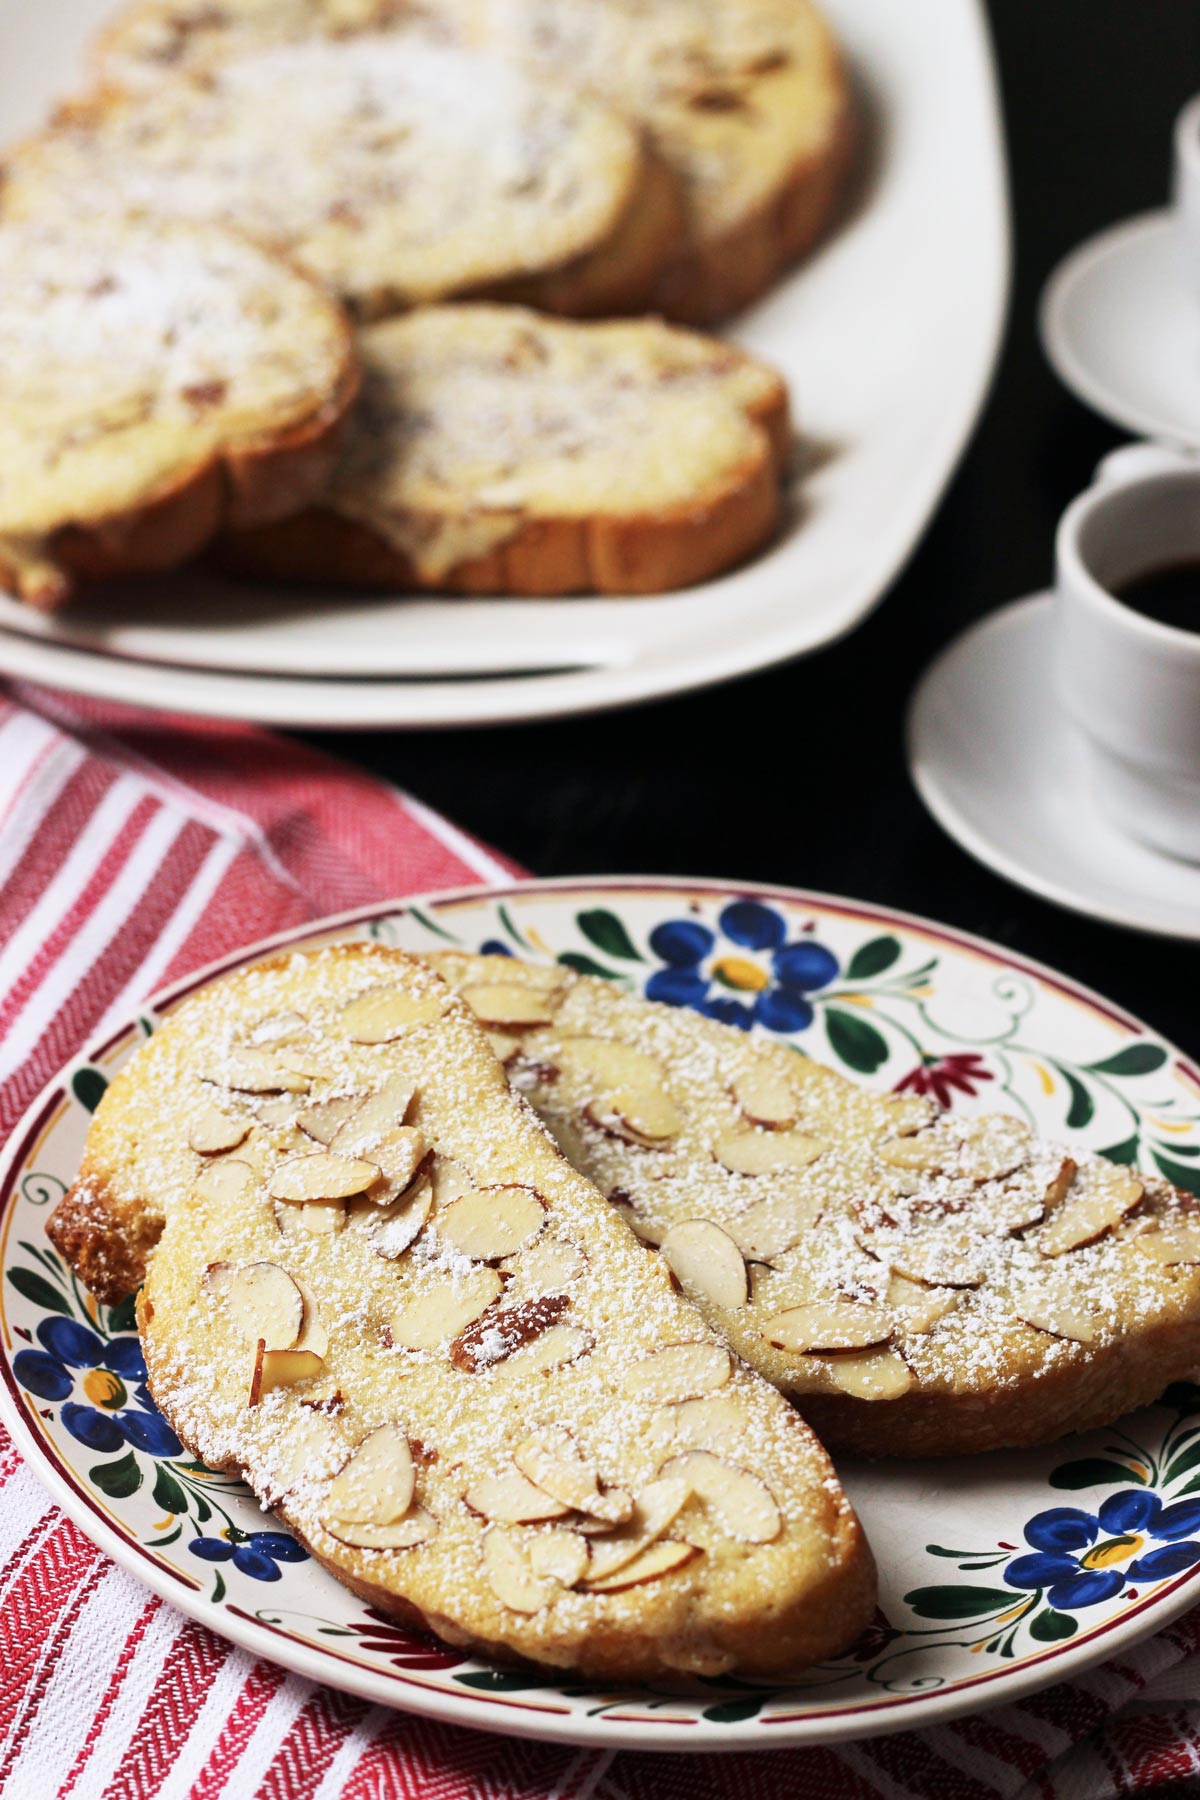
[0,0,1009,727]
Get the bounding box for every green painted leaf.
[845,936,902,982]
[1087,1043,1167,1079]
[1154,1152,1200,1198]
[455,1670,547,1693]
[91,1451,142,1499]
[151,1524,182,1547]
[193,1491,212,1525]
[152,1464,188,1513]
[825,1008,889,1075]
[576,909,643,962]
[71,1067,108,1113]
[903,1584,1014,1620]
[1057,1067,1094,1131]
[1165,1438,1200,1485]
[702,1695,767,1724]
[212,1571,225,1604]
[106,1293,138,1333]
[1030,1608,1077,1642]
[1050,1457,1145,1490]
[1098,1135,1141,1166]
[557,952,618,980]
[8,1266,73,1317]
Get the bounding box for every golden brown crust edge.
[48,1170,162,1306]
[652,76,856,327]
[1,341,361,611]
[216,367,790,597]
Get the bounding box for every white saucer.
[907,593,1200,940]
[1040,209,1200,446]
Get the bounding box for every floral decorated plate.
[3,878,1200,1753]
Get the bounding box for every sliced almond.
[188,1104,250,1156]
[328,1075,416,1157]
[528,1530,589,1589]
[325,1424,414,1526]
[251,1345,324,1404]
[886,1273,962,1333]
[204,1260,304,1349]
[583,1538,699,1592]
[580,1478,692,1582]
[362,1126,427,1203]
[1042,1156,1078,1214]
[342,986,443,1043]
[323,1507,436,1551]
[881,1094,937,1135]
[191,1159,254,1207]
[589,1083,682,1147]
[293,1278,328,1359]
[660,1450,781,1543]
[763,1301,893,1354]
[732,1066,800,1129]
[500,1235,585,1295]
[990,1183,1049,1235]
[464,1469,571,1524]
[959,1116,1032,1182]
[205,1048,311,1094]
[1013,1292,1102,1344]
[515,1427,632,1523]
[274,1048,330,1080]
[661,1219,748,1310]
[495,1322,594,1377]
[729,1192,823,1261]
[551,1035,669,1092]
[1134,1222,1200,1265]
[649,1394,750,1457]
[825,1348,914,1399]
[297,1096,363,1146]
[249,1010,308,1046]
[251,1095,300,1127]
[1039,1165,1144,1256]
[609,1194,666,1247]
[360,1185,433,1259]
[275,1197,348,1238]
[450,1293,571,1372]
[482,1527,558,1613]
[620,1341,731,1404]
[879,1134,944,1173]
[438,1184,544,1262]
[269,1151,380,1203]
[389,1268,504,1351]
[885,1237,984,1289]
[714,1129,824,1176]
[486,1030,522,1065]
[429,1156,474,1209]
[460,981,560,1030]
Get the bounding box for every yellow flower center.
[82,1368,127,1410]
[1081,1533,1142,1570]
[712,956,769,993]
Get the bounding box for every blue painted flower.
[1004,1491,1200,1610]
[14,1317,181,1458]
[189,1530,309,1581]
[645,899,839,1032]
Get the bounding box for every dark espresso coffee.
[1116,560,1200,632]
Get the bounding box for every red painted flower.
[350,1606,465,1671]
[895,1052,994,1111]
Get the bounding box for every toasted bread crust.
[53,941,876,1681]
[219,306,790,596]
[9,361,359,611]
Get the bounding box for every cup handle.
[1093,443,1199,487]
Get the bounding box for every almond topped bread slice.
[429,952,1200,1458]
[47,943,873,1680]
[219,305,790,595]
[0,213,356,610]
[2,35,682,323]
[91,0,852,326]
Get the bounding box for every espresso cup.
[1173,93,1200,299]
[1054,443,1200,861]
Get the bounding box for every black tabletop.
[306,2,1200,1064]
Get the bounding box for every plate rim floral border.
[3,874,1200,1755]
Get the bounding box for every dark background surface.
[311,3,1200,1062]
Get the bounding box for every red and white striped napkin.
[1,682,1198,1800]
